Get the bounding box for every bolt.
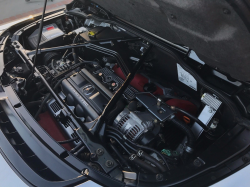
[105,160,114,168]
[210,118,219,129]
[242,156,249,163]
[157,98,162,106]
[193,159,202,167]
[98,73,103,76]
[156,174,163,181]
[90,153,98,161]
[158,109,164,114]
[16,67,23,73]
[96,148,104,156]
[153,119,158,124]
[169,115,175,120]
[82,168,89,176]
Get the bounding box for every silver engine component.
[113,108,154,141]
[191,93,222,138]
[28,23,64,49]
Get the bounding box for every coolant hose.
[171,118,195,155]
[170,106,209,131]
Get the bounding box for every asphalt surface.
[0,0,72,25]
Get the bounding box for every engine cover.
[114,108,155,142]
[61,68,112,121]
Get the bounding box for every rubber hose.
[58,137,79,144]
[74,146,86,156]
[62,49,69,59]
[109,143,132,170]
[106,127,170,170]
[34,94,50,120]
[106,130,136,152]
[171,106,209,131]
[128,154,160,173]
[105,99,126,126]
[106,134,131,154]
[128,141,170,170]
[234,95,249,118]
[64,52,73,59]
[140,151,167,172]
[72,33,80,64]
[32,87,46,101]
[25,100,42,109]
[70,142,84,153]
[171,118,195,154]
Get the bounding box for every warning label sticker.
[177,64,197,91]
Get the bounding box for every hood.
[91,0,250,82]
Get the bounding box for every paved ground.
[0,0,73,25]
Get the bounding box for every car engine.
[1,1,249,185]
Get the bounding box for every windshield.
[0,0,72,30]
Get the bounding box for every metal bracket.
[76,127,118,173]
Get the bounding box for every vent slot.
[50,101,61,114]
[63,120,70,128]
[71,132,80,143]
[0,104,62,181]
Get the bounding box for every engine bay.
[1,1,250,186]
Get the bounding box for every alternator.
[113,108,155,141]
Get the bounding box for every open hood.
[92,0,250,81]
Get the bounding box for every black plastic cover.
[61,71,109,120]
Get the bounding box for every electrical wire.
[57,137,79,144]
[106,127,170,170]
